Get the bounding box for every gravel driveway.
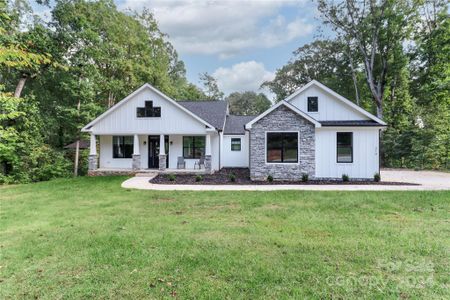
[122,169,450,191]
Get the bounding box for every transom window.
[266,132,298,163]
[337,132,353,163]
[137,101,161,117]
[231,138,241,151]
[113,136,133,158]
[307,97,318,112]
[183,136,205,159]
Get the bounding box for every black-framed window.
[137,101,161,118]
[113,136,133,158]
[307,97,318,112]
[231,138,241,151]
[337,132,353,163]
[183,136,205,159]
[266,132,298,163]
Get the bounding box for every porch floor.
[91,168,207,176]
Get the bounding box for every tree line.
[1,0,448,183]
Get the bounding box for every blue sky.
[34,0,324,100]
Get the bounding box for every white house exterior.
[82,80,386,180]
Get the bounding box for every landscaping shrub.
[374,172,381,182]
[342,174,350,182]
[228,173,236,182]
[195,175,203,182]
[168,174,176,181]
[267,175,273,182]
[301,173,309,182]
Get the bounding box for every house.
[81,80,386,180]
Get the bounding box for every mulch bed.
[149,168,418,186]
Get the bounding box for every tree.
[317,0,418,118]
[226,91,271,115]
[199,72,224,100]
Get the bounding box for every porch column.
[88,133,98,172]
[205,133,212,174]
[158,134,166,171]
[132,134,141,171]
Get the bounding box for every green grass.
[1,177,449,299]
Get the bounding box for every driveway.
[121,169,450,191]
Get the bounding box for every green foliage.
[374,173,380,182]
[168,174,176,181]
[342,174,349,182]
[199,72,224,100]
[301,173,309,182]
[227,91,271,115]
[267,175,273,182]
[228,172,236,182]
[195,175,203,182]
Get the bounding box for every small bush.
[342,174,350,182]
[228,173,236,182]
[374,172,380,182]
[168,174,176,181]
[195,175,203,182]
[301,173,309,182]
[267,175,273,182]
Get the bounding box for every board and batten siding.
[315,127,379,179]
[221,133,249,167]
[289,85,369,121]
[90,87,209,135]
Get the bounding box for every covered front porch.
[87,133,218,175]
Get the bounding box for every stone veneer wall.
[249,105,315,180]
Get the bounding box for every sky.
[34,0,324,100]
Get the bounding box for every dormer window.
[307,97,318,112]
[137,101,161,118]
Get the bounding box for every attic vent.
[137,101,161,118]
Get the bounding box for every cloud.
[212,61,275,99]
[119,0,313,58]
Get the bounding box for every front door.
[148,135,169,169]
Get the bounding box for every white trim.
[265,131,300,165]
[245,101,321,129]
[285,80,387,125]
[81,83,217,132]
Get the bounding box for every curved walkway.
[121,169,450,191]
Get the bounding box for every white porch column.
[132,134,141,171]
[158,134,166,171]
[89,133,97,155]
[88,133,98,173]
[205,133,212,174]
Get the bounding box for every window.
[137,101,161,117]
[113,136,133,158]
[183,136,205,159]
[266,132,298,163]
[307,97,318,112]
[231,138,241,151]
[337,132,353,163]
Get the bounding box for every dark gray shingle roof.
[320,120,385,126]
[178,101,227,129]
[224,115,256,135]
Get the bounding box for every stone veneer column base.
[132,154,141,171]
[159,154,167,171]
[88,154,98,171]
[204,155,212,174]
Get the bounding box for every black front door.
[148,135,169,169]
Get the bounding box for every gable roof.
[285,80,387,126]
[320,120,386,127]
[245,100,322,129]
[81,83,217,132]
[224,115,256,134]
[178,101,228,130]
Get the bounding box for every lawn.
[1,177,449,299]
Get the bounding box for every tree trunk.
[14,75,28,98]
[376,104,383,120]
[74,99,81,176]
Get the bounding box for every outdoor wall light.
[143,141,147,145]
[170,141,173,145]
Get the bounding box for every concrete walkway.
[121,169,450,191]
